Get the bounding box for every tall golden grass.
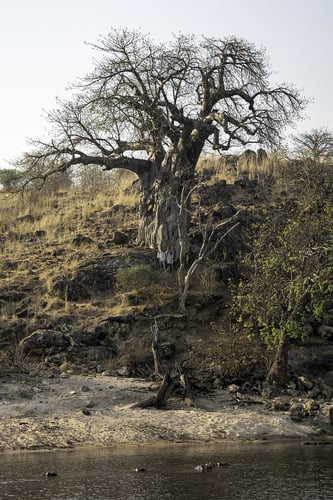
[0,169,140,330]
[0,153,286,331]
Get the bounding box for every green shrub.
[116,264,174,293]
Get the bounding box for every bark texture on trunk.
[267,337,290,387]
[135,136,202,259]
[138,188,183,255]
[137,159,191,261]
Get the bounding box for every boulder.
[112,230,129,245]
[97,315,135,337]
[72,234,94,246]
[51,278,90,301]
[289,338,333,387]
[69,329,107,347]
[317,325,333,340]
[212,203,237,220]
[73,250,154,294]
[197,180,231,205]
[160,342,176,359]
[296,375,314,391]
[20,329,70,355]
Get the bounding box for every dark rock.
[44,471,57,477]
[198,180,231,205]
[102,315,135,325]
[112,230,129,245]
[47,353,69,364]
[80,385,91,392]
[212,204,237,220]
[234,175,258,190]
[34,230,46,238]
[75,258,119,292]
[72,234,94,246]
[97,316,134,338]
[289,403,304,421]
[303,399,320,417]
[51,278,90,301]
[70,329,107,347]
[20,329,70,355]
[289,339,333,387]
[160,342,176,358]
[317,325,333,340]
[143,305,163,317]
[296,375,314,391]
[271,399,290,412]
[72,251,154,294]
[68,345,117,362]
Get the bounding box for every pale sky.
[1,0,332,164]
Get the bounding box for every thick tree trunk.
[138,189,183,256]
[137,152,193,261]
[266,337,290,387]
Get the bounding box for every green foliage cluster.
[234,165,333,348]
[116,264,174,294]
[0,169,22,190]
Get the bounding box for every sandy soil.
[0,370,331,451]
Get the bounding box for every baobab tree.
[17,29,306,257]
[292,127,333,164]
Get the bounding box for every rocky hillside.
[0,166,332,402]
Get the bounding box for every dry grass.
[197,151,288,192]
[0,172,140,331]
[0,156,290,341]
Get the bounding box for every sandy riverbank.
[0,370,331,451]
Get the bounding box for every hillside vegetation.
[0,155,333,397]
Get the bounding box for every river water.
[0,441,332,499]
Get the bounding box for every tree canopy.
[16,29,307,257]
[19,29,306,183]
[292,127,333,164]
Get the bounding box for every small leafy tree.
[234,183,333,386]
[0,169,22,190]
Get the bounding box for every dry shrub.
[190,328,266,384]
